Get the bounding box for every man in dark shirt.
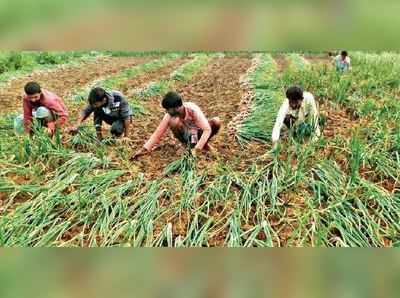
[69,87,132,140]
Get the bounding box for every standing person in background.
[14,81,68,136]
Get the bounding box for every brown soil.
[322,102,357,139]
[0,192,6,205]
[119,58,190,98]
[0,56,152,116]
[273,54,289,73]
[303,54,332,65]
[0,173,37,214]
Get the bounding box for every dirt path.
[0,56,153,116]
[177,56,268,172]
[303,54,332,65]
[118,58,190,98]
[273,54,289,73]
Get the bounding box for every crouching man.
[14,81,68,136]
[132,91,221,160]
[272,86,321,147]
[69,87,132,141]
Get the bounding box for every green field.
[0,51,399,247]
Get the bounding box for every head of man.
[341,50,348,61]
[88,87,108,108]
[24,82,42,103]
[162,91,184,118]
[286,86,304,110]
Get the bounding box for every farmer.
[272,86,321,146]
[14,81,68,136]
[69,87,132,141]
[132,91,221,159]
[334,50,351,72]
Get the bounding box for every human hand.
[130,148,149,161]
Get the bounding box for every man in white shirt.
[272,86,321,146]
[334,50,351,72]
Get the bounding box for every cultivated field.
[0,51,399,247]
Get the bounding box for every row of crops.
[0,50,195,84]
[0,52,399,247]
[0,53,223,246]
[0,51,105,83]
[231,52,400,246]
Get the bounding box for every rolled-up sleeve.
[119,97,131,120]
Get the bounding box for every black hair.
[88,87,106,105]
[341,50,348,57]
[162,91,183,109]
[24,82,41,95]
[286,86,304,102]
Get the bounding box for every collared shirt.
[144,102,211,151]
[272,92,321,143]
[23,89,68,133]
[82,90,132,126]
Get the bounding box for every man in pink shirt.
[15,82,68,136]
[132,91,221,159]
